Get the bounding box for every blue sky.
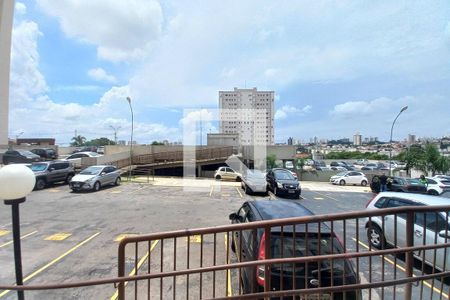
[8,1,450,145]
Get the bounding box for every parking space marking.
[186,235,202,243]
[0,231,38,249]
[235,187,243,199]
[221,193,231,197]
[310,190,338,201]
[47,188,61,193]
[313,197,324,200]
[353,238,449,299]
[0,229,10,237]
[129,185,148,194]
[110,190,122,194]
[114,233,139,242]
[110,240,159,300]
[224,233,232,297]
[209,185,214,197]
[45,233,72,241]
[0,232,100,298]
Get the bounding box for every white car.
[425,177,450,195]
[330,171,368,186]
[365,192,450,271]
[64,151,102,168]
[241,169,268,195]
[214,166,242,181]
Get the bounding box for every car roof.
[271,168,290,172]
[376,192,450,206]
[84,165,115,168]
[248,200,331,233]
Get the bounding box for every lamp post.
[126,97,134,181]
[0,165,36,300]
[389,106,408,176]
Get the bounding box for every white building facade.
[219,88,274,145]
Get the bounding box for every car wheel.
[339,179,346,186]
[361,180,368,186]
[215,175,221,180]
[244,184,252,195]
[65,174,74,184]
[93,181,101,192]
[428,190,439,196]
[115,177,121,186]
[35,178,46,190]
[236,176,242,182]
[367,225,385,249]
[231,239,236,253]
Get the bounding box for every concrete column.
[0,0,15,146]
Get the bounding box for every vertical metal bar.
[304,223,309,294]
[264,226,271,293]
[393,214,398,300]
[118,241,126,300]
[431,212,439,295]
[148,240,151,300]
[330,220,334,300]
[186,235,190,300]
[174,237,177,300]
[404,211,414,300]
[381,214,385,299]
[160,239,164,300]
[10,201,24,300]
[355,218,359,291]
[292,224,296,292]
[239,230,242,295]
[280,225,284,292]
[439,211,449,300]
[251,228,257,294]
[213,233,216,298]
[226,231,230,297]
[368,216,372,300]
[318,221,322,297]
[199,234,203,299]
[420,213,426,300]
[135,242,138,299]
[343,218,347,294]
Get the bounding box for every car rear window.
[374,197,388,208]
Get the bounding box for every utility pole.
[109,126,121,144]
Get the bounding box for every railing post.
[405,211,414,300]
[118,242,126,300]
[264,227,271,295]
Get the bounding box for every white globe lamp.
[0,164,35,200]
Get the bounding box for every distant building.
[207,133,239,146]
[117,140,126,145]
[369,137,379,143]
[353,133,362,146]
[219,87,274,145]
[408,134,416,145]
[287,137,293,145]
[16,138,55,146]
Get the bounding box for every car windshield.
[247,170,265,178]
[18,150,35,156]
[274,171,295,180]
[80,166,103,175]
[336,171,348,176]
[407,179,422,185]
[30,163,47,172]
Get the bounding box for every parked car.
[361,163,378,171]
[229,200,361,298]
[97,146,105,154]
[424,177,450,195]
[313,160,327,170]
[355,159,368,166]
[29,161,75,190]
[434,175,450,181]
[214,166,242,181]
[241,169,268,195]
[30,148,57,160]
[365,192,450,272]
[2,150,42,165]
[69,165,121,192]
[330,171,368,186]
[72,146,98,154]
[330,161,346,167]
[387,177,427,193]
[331,166,348,171]
[64,151,102,168]
[266,168,301,198]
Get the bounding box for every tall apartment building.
[219,88,274,145]
[353,133,362,146]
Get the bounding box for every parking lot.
[0,178,448,299]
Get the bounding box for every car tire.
[339,179,346,186]
[367,225,385,249]
[115,177,121,186]
[428,190,439,196]
[236,176,242,182]
[93,181,101,192]
[361,180,368,186]
[65,174,74,184]
[215,175,221,180]
[244,184,252,195]
[231,239,236,253]
[35,178,46,190]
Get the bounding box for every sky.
[7,0,450,145]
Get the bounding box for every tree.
[151,141,165,145]
[84,137,116,146]
[70,135,86,147]
[266,154,276,169]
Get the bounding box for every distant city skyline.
[5,1,450,145]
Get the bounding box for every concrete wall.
[0,0,14,145]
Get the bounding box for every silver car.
[241,169,268,195]
[70,165,121,192]
[365,192,450,271]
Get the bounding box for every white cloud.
[330,97,393,117]
[37,0,163,62]
[275,105,312,120]
[87,68,117,83]
[15,2,27,15]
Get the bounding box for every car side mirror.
[101,172,106,176]
[49,168,55,172]
[439,230,450,239]
[229,213,238,221]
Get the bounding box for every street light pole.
[0,165,36,300]
[126,97,134,181]
[389,106,408,176]
[109,125,121,144]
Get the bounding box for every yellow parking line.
[0,232,100,298]
[45,233,72,241]
[224,233,233,297]
[209,185,214,197]
[235,187,243,199]
[314,197,324,200]
[129,186,147,194]
[0,231,38,249]
[0,229,10,237]
[110,240,159,300]
[352,238,449,299]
